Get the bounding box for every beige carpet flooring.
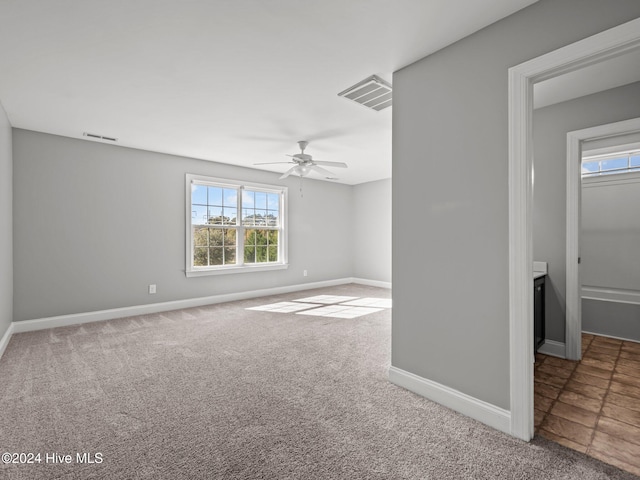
[0,284,637,479]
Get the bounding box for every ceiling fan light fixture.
[338,75,392,111]
[297,165,311,177]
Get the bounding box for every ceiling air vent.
[83,132,117,142]
[338,75,392,111]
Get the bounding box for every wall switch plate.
[149,284,157,294]
[303,270,308,277]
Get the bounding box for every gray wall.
[582,172,640,291]
[13,129,357,321]
[533,81,640,343]
[0,103,11,339]
[580,171,640,341]
[352,179,391,284]
[583,299,640,341]
[392,0,640,410]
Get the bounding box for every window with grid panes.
[186,174,287,276]
[582,149,640,177]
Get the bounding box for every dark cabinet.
[534,276,546,352]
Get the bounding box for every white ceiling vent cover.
[338,75,392,111]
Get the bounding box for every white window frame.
[185,174,288,277]
[582,143,640,178]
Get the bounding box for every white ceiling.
[0,0,540,185]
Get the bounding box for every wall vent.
[338,75,392,111]
[83,132,117,142]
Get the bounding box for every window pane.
[245,229,256,246]
[255,191,267,209]
[244,246,256,263]
[208,187,223,206]
[631,155,640,167]
[256,230,268,246]
[209,229,223,246]
[267,193,279,211]
[601,156,627,171]
[242,190,254,207]
[223,207,237,225]
[209,247,223,265]
[581,161,599,175]
[268,246,278,262]
[242,209,255,226]
[266,210,278,226]
[192,184,207,205]
[193,226,209,247]
[224,228,236,245]
[208,206,223,224]
[223,188,237,207]
[194,247,208,266]
[224,247,236,264]
[268,230,278,245]
[256,246,267,262]
[192,205,208,225]
[255,210,267,225]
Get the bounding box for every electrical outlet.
[149,284,157,294]
[303,270,308,277]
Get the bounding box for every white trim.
[389,366,511,435]
[10,278,360,334]
[509,17,640,441]
[582,170,640,187]
[186,263,289,277]
[351,277,392,289]
[582,330,640,345]
[0,322,14,360]
[537,340,566,358]
[566,129,582,361]
[566,117,640,362]
[508,40,534,442]
[582,286,640,306]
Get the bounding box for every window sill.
[186,263,289,277]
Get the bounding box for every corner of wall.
[0,100,13,344]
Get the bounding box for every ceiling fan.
[255,141,348,180]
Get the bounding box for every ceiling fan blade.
[310,164,337,178]
[279,166,299,179]
[254,161,294,165]
[313,160,348,168]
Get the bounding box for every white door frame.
[566,117,640,362]
[508,17,640,441]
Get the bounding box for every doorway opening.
[507,17,640,441]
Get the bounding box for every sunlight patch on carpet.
[293,295,359,304]
[246,302,318,313]
[296,305,383,319]
[340,298,392,308]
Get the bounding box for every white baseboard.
[582,330,640,344]
[4,276,391,344]
[0,322,14,360]
[388,366,511,436]
[537,339,566,358]
[11,277,367,334]
[352,277,392,289]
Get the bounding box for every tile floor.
[535,333,640,476]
